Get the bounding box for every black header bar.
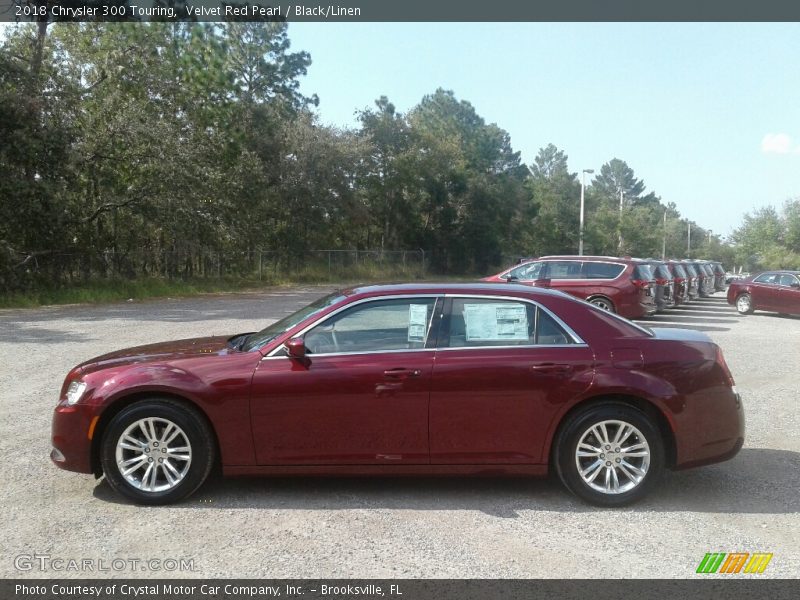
[3,0,800,23]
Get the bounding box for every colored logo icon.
[697,552,773,574]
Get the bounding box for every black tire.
[735,293,754,315]
[588,296,616,313]
[553,402,664,507]
[100,399,215,505]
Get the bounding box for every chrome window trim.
[265,294,442,358]
[435,343,589,352]
[262,292,590,359]
[510,259,627,283]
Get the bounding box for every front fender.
[81,353,259,466]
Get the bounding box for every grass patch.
[0,265,476,309]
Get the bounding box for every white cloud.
[761,133,795,154]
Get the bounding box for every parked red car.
[727,271,800,315]
[483,256,657,319]
[52,283,743,507]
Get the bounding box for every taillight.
[655,278,668,286]
[716,345,735,387]
[674,277,685,283]
[631,279,650,289]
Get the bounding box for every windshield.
[241,292,347,352]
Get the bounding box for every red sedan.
[727,270,800,315]
[52,283,743,507]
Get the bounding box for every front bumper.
[51,403,98,474]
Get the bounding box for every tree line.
[1,22,792,294]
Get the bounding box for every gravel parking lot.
[1,286,798,579]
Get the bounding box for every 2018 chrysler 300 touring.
[52,283,744,507]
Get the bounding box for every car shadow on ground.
[92,447,800,517]
[0,320,93,344]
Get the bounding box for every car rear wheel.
[554,403,664,507]
[736,293,754,315]
[589,297,616,313]
[100,399,215,505]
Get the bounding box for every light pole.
[687,221,692,258]
[579,169,594,255]
[617,189,625,254]
[662,210,667,260]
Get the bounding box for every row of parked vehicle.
[483,255,727,320]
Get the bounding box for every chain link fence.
[3,248,427,290]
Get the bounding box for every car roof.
[342,282,575,299]
[537,255,631,263]
[755,270,800,275]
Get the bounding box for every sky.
[2,21,798,236]
[286,22,800,236]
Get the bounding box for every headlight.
[65,381,87,406]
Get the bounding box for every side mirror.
[791,283,800,289]
[284,337,306,358]
[503,274,519,283]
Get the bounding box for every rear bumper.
[673,386,745,470]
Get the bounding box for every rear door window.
[778,274,799,286]
[583,262,625,279]
[547,260,584,280]
[443,298,572,348]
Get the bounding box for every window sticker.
[464,303,528,341]
[408,303,429,342]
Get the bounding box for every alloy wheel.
[574,419,651,495]
[114,417,193,492]
[736,295,751,313]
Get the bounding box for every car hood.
[75,336,237,375]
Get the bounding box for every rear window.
[633,264,653,280]
[684,264,697,276]
[653,265,670,279]
[671,264,687,278]
[583,262,625,279]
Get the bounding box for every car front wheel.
[554,403,664,507]
[100,399,215,505]
[736,293,754,315]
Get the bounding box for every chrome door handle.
[383,368,422,379]
[531,363,572,374]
